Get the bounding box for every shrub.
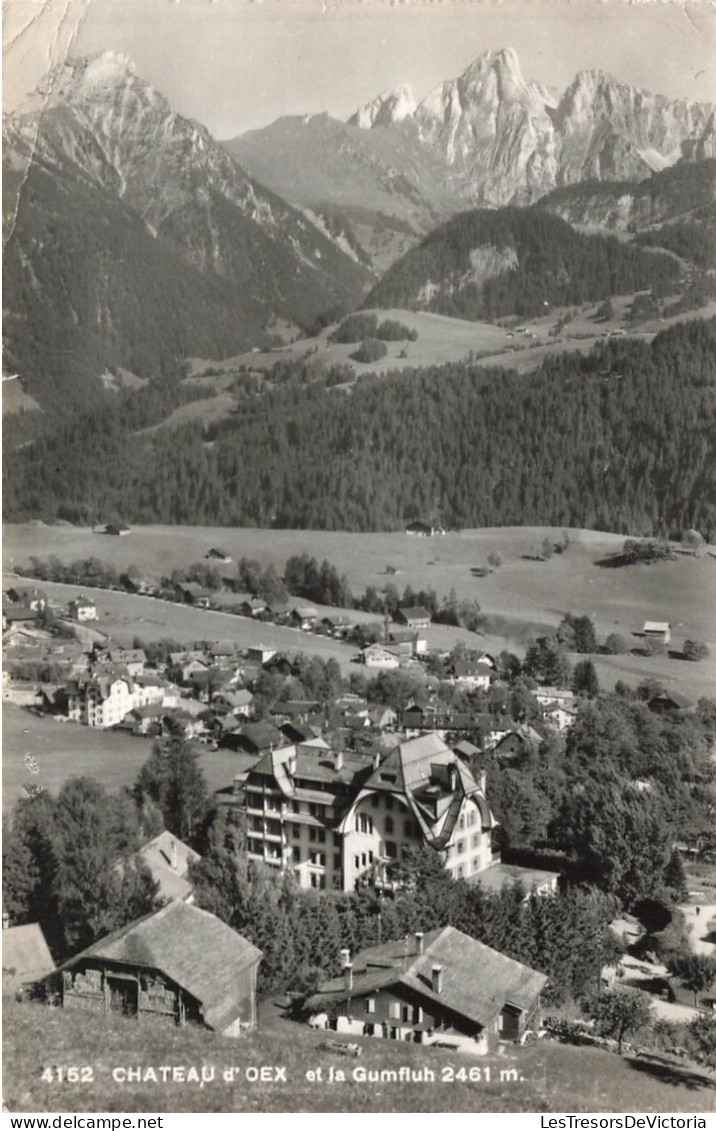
[329,313,379,343]
[683,639,709,662]
[605,632,628,655]
[350,339,388,364]
[487,551,503,569]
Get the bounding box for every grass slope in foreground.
[4,996,715,1114]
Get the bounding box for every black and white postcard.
[3,0,716,1117]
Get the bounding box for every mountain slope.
[363,207,680,320]
[224,112,465,274]
[2,52,370,407]
[227,48,714,271]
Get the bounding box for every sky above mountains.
[4,0,716,138]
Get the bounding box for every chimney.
[344,962,353,993]
[432,964,443,994]
[335,749,344,772]
[373,751,381,770]
[415,931,424,955]
[170,837,178,870]
[340,948,351,968]
[448,764,457,791]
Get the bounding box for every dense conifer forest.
[4,319,715,538]
[363,207,680,319]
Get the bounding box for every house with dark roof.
[49,902,261,1035]
[395,607,432,630]
[205,548,232,562]
[494,725,542,764]
[449,658,494,691]
[648,690,693,715]
[291,605,319,630]
[223,720,283,756]
[2,923,55,991]
[306,926,547,1052]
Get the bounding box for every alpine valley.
[3,47,716,537]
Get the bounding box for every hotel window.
[389,1001,400,1020]
[293,824,302,839]
[403,820,413,837]
[367,998,376,1014]
[457,864,464,878]
[317,829,326,844]
[309,851,325,867]
[309,828,317,842]
[385,796,394,811]
[292,846,301,863]
[385,816,394,834]
[354,855,361,871]
[402,1005,411,1023]
[333,854,342,871]
[385,841,397,859]
[472,834,480,848]
[458,815,465,830]
[356,813,373,835]
[457,839,465,854]
[371,794,380,808]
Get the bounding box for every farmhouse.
[242,733,498,893]
[449,658,494,691]
[494,725,542,763]
[205,548,232,562]
[395,607,432,630]
[362,643,401,669]
[643,621,671,645]
[69,595,98,622]
[389,629,427,656]
[291,604,319,630]
[320,614,355,636]
[405,522,444,537]
[107,648,147,677]
[306,926,547,1052]
[2,923,55,992]
[648,690,693,715]
[50,902,262,1035]
[239,597,268,618]
[534,686,575,709]
[177,583,213,609]
[224,720,283,756]
[103,523,131,536]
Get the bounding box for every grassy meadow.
[4,995,715,1114]
[5,523,715,698]
[2,704,249,813]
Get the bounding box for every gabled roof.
[398,606,431,621]
[308,925,547,1028]
[643,621,671,632]
[238,721,283,751]
[137,831,201,902]
[56,902,261,1031]
[2,923,55,984]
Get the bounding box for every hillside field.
[4,995,715,1114]
[5,523,715,699]
[1,704,249,813]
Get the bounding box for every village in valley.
[2,518,716,1112]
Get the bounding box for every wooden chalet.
[306,926,547,1052]
[49,902,262,1035]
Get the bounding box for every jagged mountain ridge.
[3,52,370,406]
[228,48,714,269]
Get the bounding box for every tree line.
[5,319,715,538]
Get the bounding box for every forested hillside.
[364,207,680,320]
[4,320,715,538]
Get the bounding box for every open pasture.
[1,704,247,812]
[5,523,715,697]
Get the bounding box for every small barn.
[49,902,262,1035]
[643,621,671,645]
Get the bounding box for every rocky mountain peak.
[348,84,416,129]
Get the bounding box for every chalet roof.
[206,548,231,560]
[7,586,47,603]
[216,689,254,709]
[649,690,693,710]
[137,831,201,902]
[208,641,236,657]
[398,607,431,621]
[2,923,55,984]
[292,605,318,618]
[238,721,283,751]
[56,902,261,1031]
[181,583,213,599]
[643,621,671,633]
[2,607,40,622]
[70,595,96,608]
[307,926,547,1028]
